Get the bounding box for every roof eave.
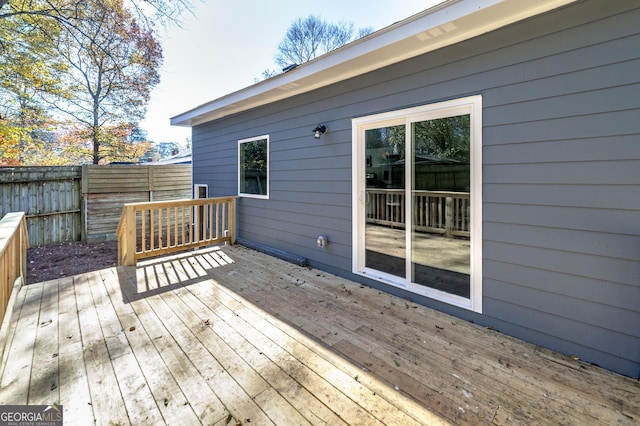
[170,0,576,127]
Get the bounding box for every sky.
[140,0,445,144]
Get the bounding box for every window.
[238,135,269,198]
[352,96,482,312]
[193,184,208,199]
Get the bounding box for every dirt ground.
[27,240,118,284]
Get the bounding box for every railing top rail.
[414,190,470,198]
[123,196,239,211]
[366,188,405,193]
[366,189,470,198]
[0,212,27,258]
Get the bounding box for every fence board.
[82,165,192,240]
[0,167,82,246]
[82,165,150,193]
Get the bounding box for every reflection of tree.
[241,139,267,172]
[364,115,470,166]
[414,115,470,161]
[366,125,405,160]
[241,139,267,195]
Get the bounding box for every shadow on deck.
[0,245,638,425]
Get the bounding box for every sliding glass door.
[353,96,482,312]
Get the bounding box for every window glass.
[411,115,470,298]
[239,136,269,197]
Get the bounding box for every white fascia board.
[171,0,576,127]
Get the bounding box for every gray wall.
[193,0,640,377]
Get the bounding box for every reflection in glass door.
[410,115,471,298]
[362,117,471,296]
[364,125,406,278]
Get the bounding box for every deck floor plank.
[57,277,93,423]
[0,282,43,405]
[134,286,241,424]
[93,268,166,426]
[104,269,198,425]
[190,271,444,426]
[28,277,59,406]
[268,257,640,423]
[188,280,385,425]
[74,272,130,426]
[170,279,348,426]
[199,254,461,425]
[101,267,207,426]
[1,245,638,426]
[127,261,277,425]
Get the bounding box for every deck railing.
[367,189,470,238]
[0,212,28,326]
[117,197,237,266]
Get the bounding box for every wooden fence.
[367,189,470,238]
[0,165,192,246]
[82,165,192,240]
[117,197,237,266]
[0,167,82,246]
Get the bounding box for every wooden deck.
[0,245,637,425]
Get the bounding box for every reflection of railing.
[366,189,470,238]
[117,197,237,266]
[0,212,28,326]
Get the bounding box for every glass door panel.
[410,115,471,297]
[364,125,406,278]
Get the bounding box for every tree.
[43,0,162,164]
[414,115,470,161]
[99,123,152,163]
[0,0,194,29]
[0,13,66,165]
[0,0,186,165]
[261,15,374,78]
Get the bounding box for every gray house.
[172,0,640,377]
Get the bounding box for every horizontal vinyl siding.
[479,0,640,377]
[193,0,640,376]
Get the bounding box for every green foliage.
[0,8,67,165]
[365,115,470,163]
[0,0,180,165]
[414,115,470,161]
[240,139,267,172]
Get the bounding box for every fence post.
[228,197,237,244]
[118,205,137,266]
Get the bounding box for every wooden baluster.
[445,196,453,239]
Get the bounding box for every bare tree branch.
[272,15,372,71]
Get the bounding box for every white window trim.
[352,95,483,313]
[238,135,270,199]
[193,184,208,199]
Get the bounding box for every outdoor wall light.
[313,125,327,139]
